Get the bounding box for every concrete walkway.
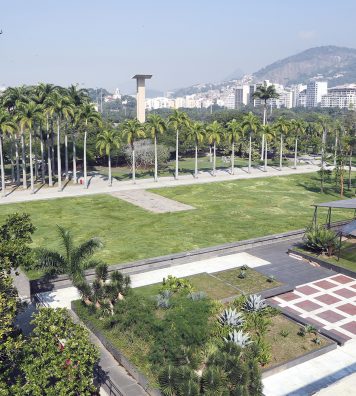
[110,189,195,213]
[0,164,324,205]
[263,339,356,396]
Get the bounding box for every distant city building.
[321,84,356,108]
[222,92,236,109]
[297,90,307,107]
[306,81,328,107]
[235,85,250,107]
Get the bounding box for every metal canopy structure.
[340,219,356,237]
[312,198,356,227]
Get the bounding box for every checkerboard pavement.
[269,274,356,341]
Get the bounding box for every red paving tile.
[313,280,338,290]
[297,285,319,295]
[351,284,356,290]
[331,275,355,284]
[317,310,347,323]
[315,294,342,305]
[336,303,356,316]
[333,288,356,298]
[278,292,300,302]
[341,321,356,335]
[295,300,323,312]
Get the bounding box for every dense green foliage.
[303,225,341,256]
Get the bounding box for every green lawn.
[0,172,354,279]
[135,268,282,300]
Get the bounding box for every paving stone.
[297,285,320,295]
[336,303,356,316]
[278,292,300,302]
[333,288,356,298]
[315,294,342,305]
[295,300,323,312]
[317,310,347,323]
[330,275,355,284]
[341,321,356,335]
[314,280,338,290]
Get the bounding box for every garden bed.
[135,266,282,301]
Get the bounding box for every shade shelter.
[312,198,356,227]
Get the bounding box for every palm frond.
[56,225,73,260]
[35,248,66,274]
[72,237,103,264]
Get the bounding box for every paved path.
[270,274,356,341]
[314,372,356,395]
[0,164,324,205]
[109,189,195,213]
[263,339,356,396]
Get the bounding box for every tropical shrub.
[124,139,170,168]
[160,275,194,294]
[303,225,341,256]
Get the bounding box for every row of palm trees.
[0,84,101,196]
[0,84,352,194]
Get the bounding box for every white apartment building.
[235,85,250,107]
[321,84,356,109]
[306,81,328,107]
[222,92,236,109]
[297,90,307,107]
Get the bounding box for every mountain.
[252,46,356,86]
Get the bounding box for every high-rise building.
[306,81,328,107]
[321,84,356,108]
[223,92,236,109]
[235,85,250,107]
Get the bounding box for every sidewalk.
[0,164,324,205]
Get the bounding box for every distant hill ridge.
[173,45,356,96]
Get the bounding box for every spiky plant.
[156,294,171,309]
[158,365,178,396]
[187,291,206,301]
[243,294,267,312]
[95,263,108,284]
[75,280,92,305]
[178,379,199,396]
[224,330,252,348]
[201,366,228,396]
[218,308,244,327]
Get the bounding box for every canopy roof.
[314,198,356,209]
[340,220,356,237]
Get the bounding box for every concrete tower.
[132,74,152,122]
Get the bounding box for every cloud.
[298,30,317,40]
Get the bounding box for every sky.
[1,0,356,94]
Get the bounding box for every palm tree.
[96,128,120,186]
[333,121,344,168]
[121,119,145,183]
[290,119,306,169]
[261,124,275,172]
[242,112,260,173]
[67,84,89,106]
[168,110,190,179]
[36,225,103,284]
[145,114,166,181]
[206,121,223,176]
[0,111,16,197]
[185,121,205,178]
[226,119,243,175]
[78,103,102,189]
[16,101,43,193]
[45,93,74,191]
[274,117,290,171]
[37,83,58,186]
[252,82,279,159]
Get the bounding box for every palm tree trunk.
[57,118,62,192]
[194,143,198,178]
[21,131,26,189]
[64,129,68,180]
[264,139,268,172]
[213,142,216,176]
[34,125,38,180]
[29,131,34,193]
[209,146,212,162]
[108,154,112,186]
[72,132,77,183]
[15,135,20,185]
[154,134,158,182]
[340,159,344,197]
[0,134,5,197]
[40,129,45,183]
[132,144,136,184]
[10,138,15,183]
[348,150,352,190]
[294,138,298,169]
[279,135,283,171]
[334,133,338,167]
[175,129,179,179]
[47,116,53,187]
[51,123,55,174]
[248,134,252,173]
[231,141,235,175]
[261,134,265,160]
[83,124,88,188]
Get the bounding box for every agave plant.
[187,291,206,301]
[224,329,252,348]
[243,294,267,312]
[218,308,244,327]
[156,294,171,309]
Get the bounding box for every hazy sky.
[1,0,356,93]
